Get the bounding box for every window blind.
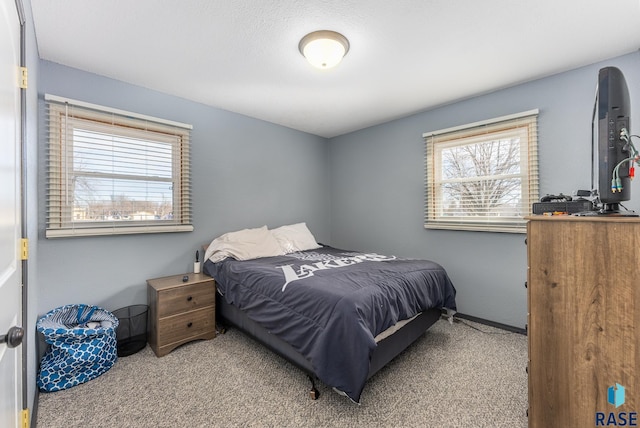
[423,110,539,233]
[45,95,193,237]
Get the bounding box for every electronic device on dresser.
[583,66,638,216]
[532,193,593,215]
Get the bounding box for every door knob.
[0,326,24,348]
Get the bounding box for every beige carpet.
[35,319,528,427]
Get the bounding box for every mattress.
[204,245,457,402]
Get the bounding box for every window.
[45,95,193,238]
[423,110,539,233]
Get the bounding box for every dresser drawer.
[157,281,215,318]
[157,306,215,348]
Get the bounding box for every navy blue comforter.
[204,246,456,403]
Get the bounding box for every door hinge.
[21,409,29,428]
[20,239,28,260]
[19,67,28,89]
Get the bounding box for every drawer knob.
[187,296,193,302]
[187,322,193,328]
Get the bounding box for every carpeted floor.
[35,319,528,427]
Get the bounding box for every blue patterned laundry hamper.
[37,304,119,392]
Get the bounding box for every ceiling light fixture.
[299,30,350,70]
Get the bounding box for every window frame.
[45,94,193,238]
[423,110,539,233]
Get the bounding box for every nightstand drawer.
[157,306,215,347]
[157,281,215,318]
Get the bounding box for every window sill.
[45,224,194,238]
[424,222,526,233]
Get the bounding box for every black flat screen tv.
[596,66,632,213]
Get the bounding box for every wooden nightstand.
[147,272,216,357]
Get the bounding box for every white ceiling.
[31,0,640,138]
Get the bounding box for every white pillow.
[271,222,321,254]
[204,226,284,262]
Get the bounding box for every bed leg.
[216,321,227,335]
[307,375,320,400]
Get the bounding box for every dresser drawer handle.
[187,322,193,328]
[187,296,193,302]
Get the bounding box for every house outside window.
[45,95,193,238]
[423,110,539,233]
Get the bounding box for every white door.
[0,0,23,426]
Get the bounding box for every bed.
[202,223,457,403]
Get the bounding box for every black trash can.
[112,305,148,357]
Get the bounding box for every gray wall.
[36,61,330,315]
[328,51,640,328]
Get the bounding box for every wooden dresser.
[527,216,640,427]
[147,272,216,357]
